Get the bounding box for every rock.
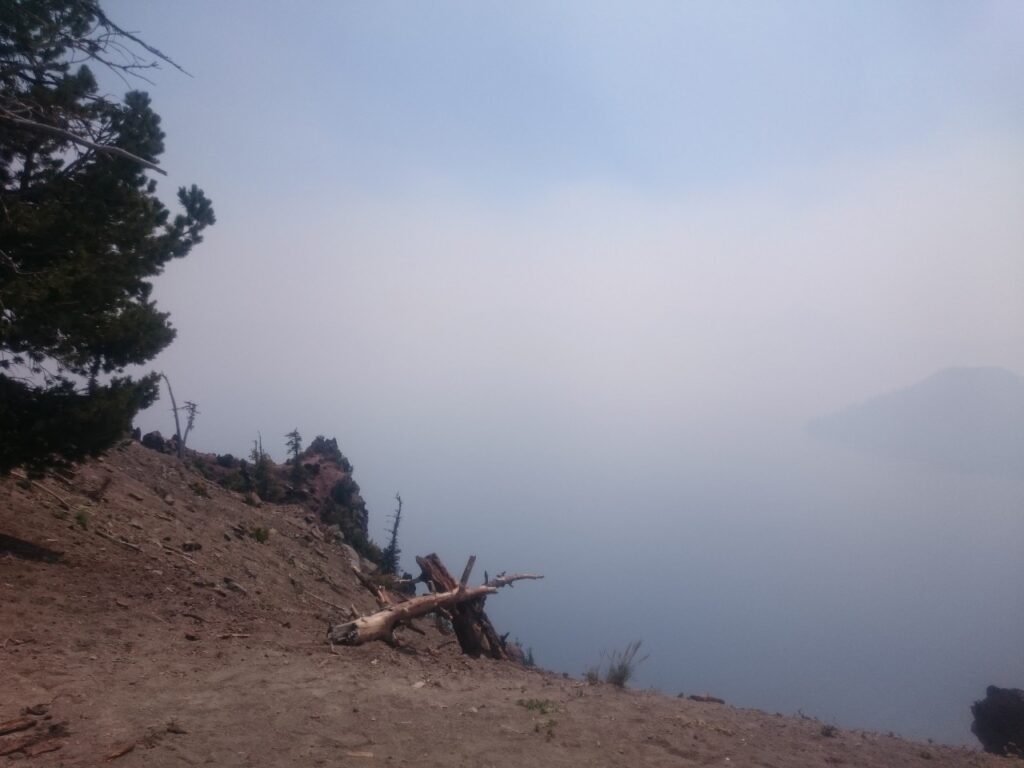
[689,694,726,705]
[141,431,166,452]
[972,685,1024,756]
[181,542,201,552]
[163,494,175,506]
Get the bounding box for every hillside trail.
[1,442,1000,767]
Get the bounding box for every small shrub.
[518,699,556,715]
[584,665,601,685]
[251,526,269,544]
[604,639,647,688]
[74,510,89,529]
[532,718,556,741]
[215,453,237,468]
[189,481,209,498]
[821,724,838,738]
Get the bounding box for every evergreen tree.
[380,492,403,576]
[250,434,271,500]
[0,1,215,475]
[285,428,303,486]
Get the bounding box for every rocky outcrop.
[972,685,1024,757]
[140,430,167,453]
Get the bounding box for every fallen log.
[327,583,498,646]
[328,557,542,648]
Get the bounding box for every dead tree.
[159,374,197,460]
[160,373,183,458]
[417,554,543,658]
[328,554,542,651]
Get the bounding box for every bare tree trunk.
[416,554,487,655]
[327,583,498,646]
[347,554,542,657]
[160,373,183,460]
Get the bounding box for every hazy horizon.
[106,0,1024,745]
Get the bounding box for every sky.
[104,0,1024,745]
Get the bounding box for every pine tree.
[249,434,271,500]
[380,492,403,576]
[0,1,215,475]
[285,428,303,486]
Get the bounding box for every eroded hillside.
[0,442,1002,766]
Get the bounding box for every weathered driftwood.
[328,555,541,650]
[326,583,498,646]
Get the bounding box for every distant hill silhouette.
[808,367,1024,474]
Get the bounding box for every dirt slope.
[0,442,1000,766]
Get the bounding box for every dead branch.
[486,572,544,588]
[9,470,73,510]
[458,555,476,590]
[104,741,136,761]
[0,718,35,737]
[0,112,167,175]
[301,589,350,615]
[350,566,392,608]
[95,529,142,553]
[0,735,39,757]
[160,544,196,565]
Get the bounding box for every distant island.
[808,367,1024,474]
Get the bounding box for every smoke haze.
[105,0,1024,744]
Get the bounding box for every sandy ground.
[0,443,1004,767]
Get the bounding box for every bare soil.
[0,442,1002,766]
